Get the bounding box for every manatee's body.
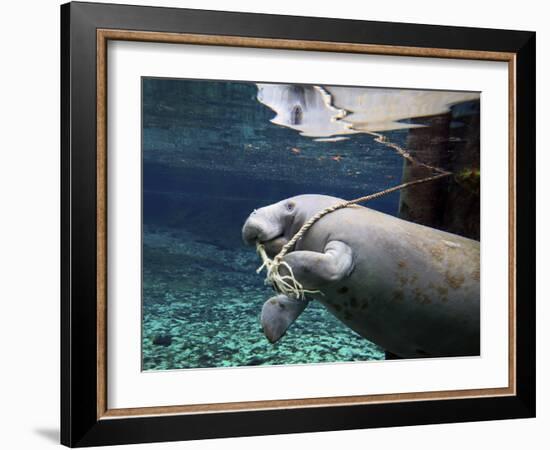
[242,194,480,358]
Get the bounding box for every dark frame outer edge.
[60,3,71,446]
[62,2,101,446]
[514,33,536,415]
[60,2,536,447]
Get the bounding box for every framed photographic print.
[60,1,536,447]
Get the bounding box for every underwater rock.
[152,334,173,346]
[245,357,266,366]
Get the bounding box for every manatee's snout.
[242,209,283,246]
[242,213,266,245]
[242,218,263,245]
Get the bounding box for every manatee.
[242,194,480,358]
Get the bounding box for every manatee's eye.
[286,201,295,212]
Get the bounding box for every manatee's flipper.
[261,294,309,343]
[281,240,354,290]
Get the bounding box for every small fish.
[291,147,301,154]
[331,155,343,162]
